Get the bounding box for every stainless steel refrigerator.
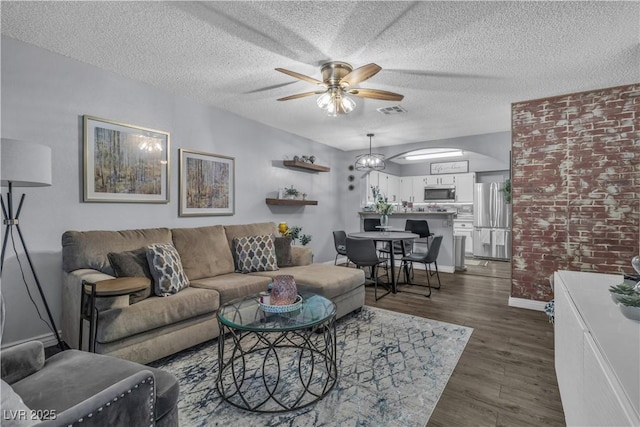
[473,182,512,260]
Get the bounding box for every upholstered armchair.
[1,341,179,426]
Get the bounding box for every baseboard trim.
[1,330,61,350]
[508,297,547,312]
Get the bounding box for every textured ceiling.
[2,1,639,151]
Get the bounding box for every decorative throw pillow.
[146,243,189,296]
[234,235,279,273]
[274,236,293,267]
[107,247,153,304]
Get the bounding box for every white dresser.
[554,270,640,426]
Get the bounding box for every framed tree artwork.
[179,149,235,216]
[83,115,170,203]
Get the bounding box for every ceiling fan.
[275,62,404,116]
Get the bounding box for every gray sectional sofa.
[61,222,365,364]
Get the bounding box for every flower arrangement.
[371,185,393,215]
[282,225,312,246]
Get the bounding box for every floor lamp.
[1,138,67,350]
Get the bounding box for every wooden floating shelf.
[265,198,318,206]
[283,160,330,172]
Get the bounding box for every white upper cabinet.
[385,174,400,202]
[412,176,428,202]
[455,173,476,202]
[424,175,456,186]
[367,171,401,203]
[400,176,428,203]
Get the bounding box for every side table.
[79,277,149,352]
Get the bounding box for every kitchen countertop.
[359,211,456,216]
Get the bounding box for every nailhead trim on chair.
[70,376,155,426]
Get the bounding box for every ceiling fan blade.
[340,63,382,87]
[348,88,404,101]
[277,91,325,101]
[275,68,326,87]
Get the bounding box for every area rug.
[150,306,473,427]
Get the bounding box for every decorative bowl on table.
[259,294,303,313]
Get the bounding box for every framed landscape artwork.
[179,149,235,216]
[83,115,170,203]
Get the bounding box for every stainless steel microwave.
[424,186,456,201]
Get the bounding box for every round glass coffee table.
[216,292,337,413]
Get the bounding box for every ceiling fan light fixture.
[316,91,332,109]
[318,89,356,116]
[355,133,385,171]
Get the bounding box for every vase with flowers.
[371,186,393,227]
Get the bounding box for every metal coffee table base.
[216,318,337,413]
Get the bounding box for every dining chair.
[332,230,350,266]
[405,219,434,253]
[378,237,412,259]
[363,218,381,231]
[346,237,390,301]
[396,235,443,297]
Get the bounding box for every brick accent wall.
[511,84,640,301]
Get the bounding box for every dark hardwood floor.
[362,259,565,427]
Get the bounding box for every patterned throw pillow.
[146,243,189,296]
[234,235,279,273]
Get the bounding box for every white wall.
[0,37,348,345]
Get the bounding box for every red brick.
[511,83,640,301]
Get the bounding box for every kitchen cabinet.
[455,173,476,202]
[400,177,413,203]
[399,176,428,203]
[554,271,639,427]
[384,174,400,202]
[368,171,400,203]
[366,171,381,204]
[453,220,473,254]
[425,175,456,186]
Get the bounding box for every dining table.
[348,231,419,294]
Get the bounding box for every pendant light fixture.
[355,133,385,171]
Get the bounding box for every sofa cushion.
[62,228,172,274]
[274,236,293,267]
[95,287,219,343]
[107,247,153,304]
[171,225,235,279]
[146,243,190,296]
[12,350,178,422]
[233,235,279,273]
[190,273,271,305]
[249,264,365,299]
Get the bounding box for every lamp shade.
[1,139,52,187]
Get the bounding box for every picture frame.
[430,160,469,175]
[179,149,235,216]
[83,115,170,203]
